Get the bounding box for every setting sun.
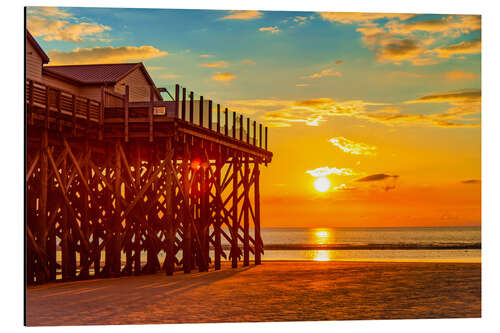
[314,177,331,192]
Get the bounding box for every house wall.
[115,68,160,102]
[42,75,81,96]
[26,39,43,82]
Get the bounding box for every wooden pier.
[25,79,272,284]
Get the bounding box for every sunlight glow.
[313,177,331,192]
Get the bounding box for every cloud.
[47,46,168,65]
[350,14,481,65]
[433,38,482,58]
[220,10,262,20]
[296,83,309,87]
[303,68,342,79]
[211,72,237,82]
[318,12,414,24]
[259,26,281,34]
[444,71,478,80]
[242,59,256,65]
[293,16,309,25]
[329,137,377,156]
[461,179,481,184]
[385,15,481,36]
[405,89,481,104]
[201,61,228,68]
[229,88,480,128]
[356,174,399,182]
[27,7,111,42]
[200,54,213,58]
[306,167,355,178]
[335,60,344,65]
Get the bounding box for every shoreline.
[27,260,481,326]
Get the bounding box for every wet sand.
[26,261,481,326]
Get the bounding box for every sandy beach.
[26,261,481,326]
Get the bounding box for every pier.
[26,78,272,284]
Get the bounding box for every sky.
[27,7,481,228]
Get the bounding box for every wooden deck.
[26,79,272,162]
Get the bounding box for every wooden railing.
[26,79,269,152]
[26,79,101,123]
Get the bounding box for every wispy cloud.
[200,54,213,58]
[461,179,481,184]
[296,83,309,87]
[201,61,228,68]
[221,10,262,20]
[433,38,482,58]
[259,26,281,34]
[306,167,355,177]
[444,71,478,80]
[47,46,168,65]
[303,68,341,79]
[356,174,399,182]
[329,137,377,156]
[211,72,237,82]
[242,59,256,65]
[318,12,414,24]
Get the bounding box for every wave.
[261,243,481,251]
[215,243,481,251]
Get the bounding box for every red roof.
[43,63,141,84]
[26,30,49,64]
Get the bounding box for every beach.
[26,260,481,326]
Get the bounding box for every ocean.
[257,226,481,263]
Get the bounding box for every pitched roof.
[43,63,163,99]
[26,30,49,64]
[43,63,141,85]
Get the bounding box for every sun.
[313,177,331,193]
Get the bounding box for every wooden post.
[182,87,186,120]
[200,96,204,127]
[56,90,61,131]
[214,154,222,270]
[149,86,154,142]
[45,86,49,129]
[253,121,256,146]
[231,156,238,268]
[189,92,194,123]
[254,162,262,265]
[39,129,48,283]
[133,145,141,275]
[243,155,250,266]
[61,151,70,281]
[200,161,208,272]
[259,124,262,148]
[112,142,122,277]
[182,153,192,273]
[79,139,90,279]
[72,94,76,136]
[265,127,268,151]
[208,100,213,130]
[99,86,104,140]
[240,115,243,141]
[232,112,236,139]
[224,108,228,136]
[124,86,129,142]
[217,104,221,133]
[246,118,250,144]
[28,80,33,125]
[165,138,175,275]
[175,84,180,118]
